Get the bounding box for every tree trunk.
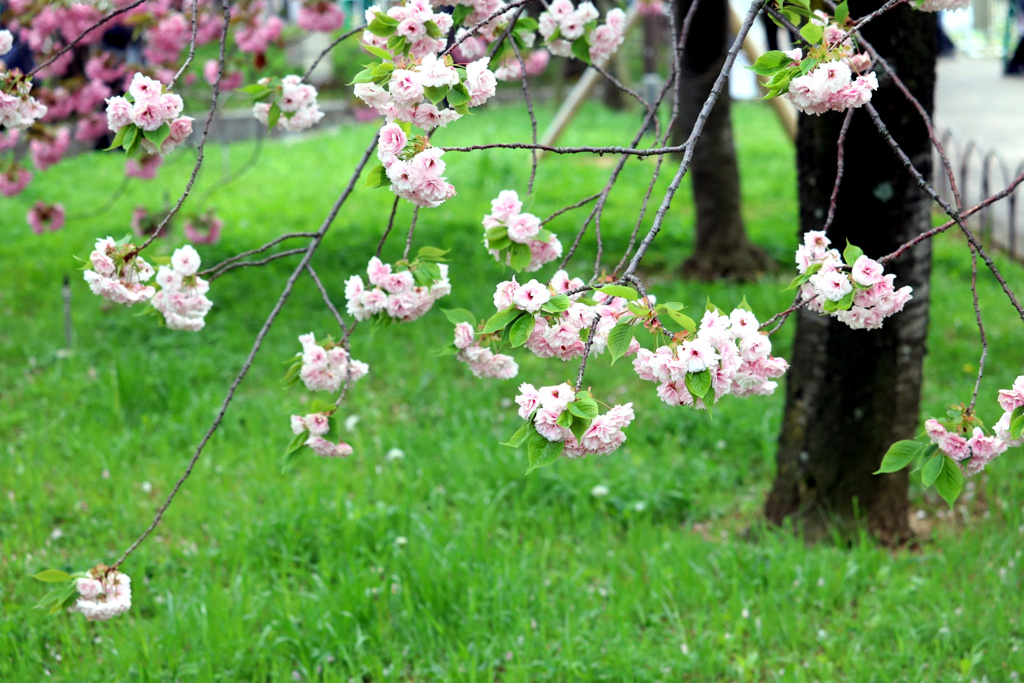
[765,4,937,545]
[673,0,771,281]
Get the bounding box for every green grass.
[2,100,1023,681]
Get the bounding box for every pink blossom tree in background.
[4,0,1023,620]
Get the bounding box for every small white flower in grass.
[386,447,405,461]
[141,481,152,493]
[344,415,360,431]
[395,536,408,547]
[590,484,609,498]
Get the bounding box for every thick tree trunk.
[673,0,771,281]
[765,4,937,545]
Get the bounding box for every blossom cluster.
[297,1,347,32]
[0,69,48,132]
[354,54,496,131]
[297,333,370,393]
[452,321,519,379]
[252,75,325,133]
[345,255,451,322]
[795,231,912,330]
[376,124,457,208]
[493,51,551,82]
[994,375,1024,449]
[483,190,563,272]
[924,419,1007,476]
[27,201,65,234]
[105,73,193,155]
[362,1,451,60]
[152,245,214,332]
[776,10,879,116]
[184,211,224,245]
[83,236,156,306]
[633,308,789,409]
[71,569,132,622]
[290,411,354,458]
[538,0,626,63]
[515,382,636,458]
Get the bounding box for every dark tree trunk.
[765,4,937,545]
[673,0,771,281]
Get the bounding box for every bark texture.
[673,0,771,281]
[764,5,937,545]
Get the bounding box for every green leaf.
[267,102,281,129]
[748,50,793,75]
[607,319,634,364]
[662,307,696,333]
[921,452,944,487]
[483,307,522,334]
[534,228,555,243]
[237,83,275,95]
[595,284,639,301]
[105,125,128,151]
[386,34,407,54]
[509,243,532,271]
[685,369,713,404]
[446,83,471,108]
[452,4,473,26]
[484,225,509,240]
[799,57,819,75]
[423,85,449,104]
[875,440,924,474]
[424,19,442,38]
[348,67,376,85]
[540,294,572,314]
[935,456,965,509]
[626,301,649,317]
[442,308,476,326]
[843,241,864,267]
[368,14,398,36]
[800,22,823,45]
[286,430,308,456]
[569,414,590,441]
[143,122,171,149]
[526,433,564,474]
[1008,405,1024,439]
[567,396,599,420]
[488,236,512,251]
[416,245,449,262]
[516,16,539,31]
[502,419,536,447]
[121,124,139,152]
[32,569,73,583]
[508,313,536,347]
[556,410,573,428]
[363,43,394,61]
[834,0,849,25]
[365,164,389,188]
[823,289,855,313]
[571,36,591,64]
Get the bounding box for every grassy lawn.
[2,100,1023,681]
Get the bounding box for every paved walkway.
[934,55,1024,257]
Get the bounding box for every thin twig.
[303,25,367,81]
[168,0,199,90]
[541,193,602,225]
[111,134,380,571]
[823,108,855,233]
[205,248,308,281]
[201,232,318,278]
[508,31,539,194]
[439,141,688,156]
[967,247,987,414]
[307,264,348,334]
[402,207,420,261]
[376,196,402,258]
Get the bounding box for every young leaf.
[526,433,564,474]
[540,294,572,313]
[32,569,73,583]
[423,85,449,104]
[1009,407,1024,439]
[508,313,536,347]
[368,14,398,36]
[485,225,509,240]
[607,319,635,364]
[556,410,573,428]
[569,414,590,441]
[267,103,281,129]
[502,419,536,447]
[571,36,591,64]
[934,456,965,509]
[348,67,376,85]
[595,284,639,301]
[286,430,308,455]
[834,0,849,25]
[452,4,473,26]
[920,452,944,487]
[567,396,599,419]
[424,20,442,38]
[843,241,864,267]
[482,307,522,334]
[799,22,823,45]
[363,43,394,61]
[417,245,449,262]
[509,242,532,271]
[663,307,696,333]
[685,369,713,403]
[874,439,923,474]
[104,125,128,151]
[515,16,539,31]
[446,83,471,108]
[121,124,139,152]
[748,50,793,75]
[143,122,171,150]
[365,164,389,188]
